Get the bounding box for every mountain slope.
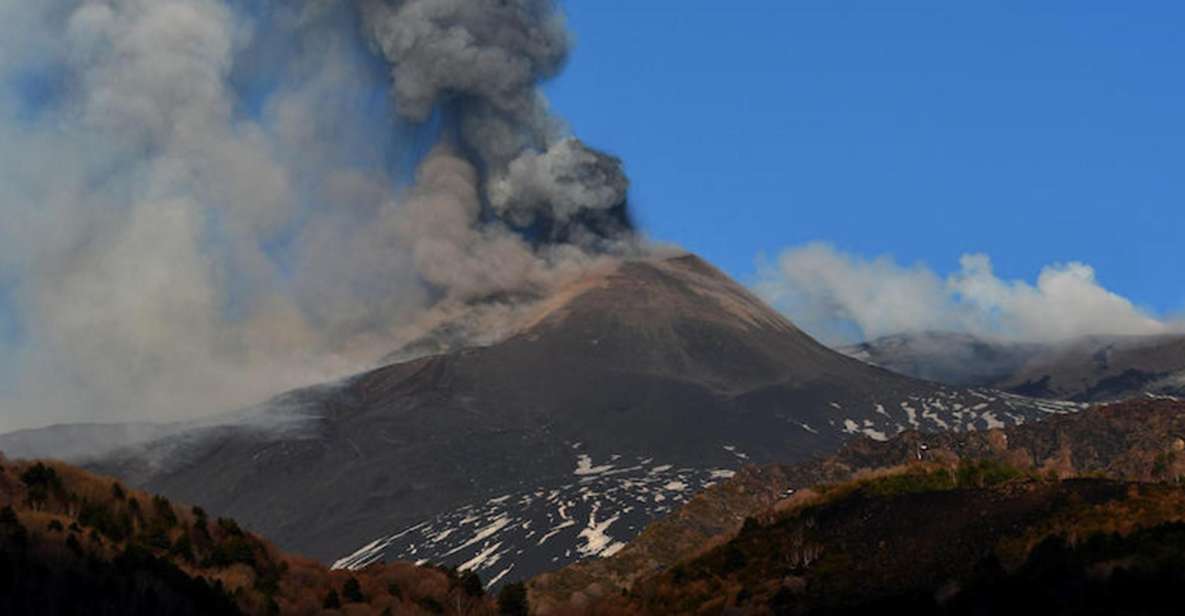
[840,332,1043,387]
[530,398,1185,609]
[0,422,180,463]
[14,254,1075,587]
[843,331,1185,401]
[595,476,1185,615]
[998,334,1185,400]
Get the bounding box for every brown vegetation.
[562,467,1185,614]
[0,453,498,615]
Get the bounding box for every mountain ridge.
[842,331,1185,401]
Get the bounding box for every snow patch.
[574,454,615,476]
[577,510,622,557]
[459,542,503,572]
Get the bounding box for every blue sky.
[549,1,1184,316]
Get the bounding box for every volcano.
[9,254,1078,585]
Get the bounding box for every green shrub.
[864,467,956,497]
[957,459,1024,488]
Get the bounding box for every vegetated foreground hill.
[0,454,498,616]
[600,475,1185,615]
[530,398,1185,611]
[42,254,1074,585]
[842,331,1185,401]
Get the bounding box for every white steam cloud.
[755,243,1177,346]
[0,0,636,433]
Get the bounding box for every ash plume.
[0,0,636,432]
[359,0,633,255]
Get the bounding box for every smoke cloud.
[358,0,630,239]
[0,0,635,433]
[755,243,1178,346]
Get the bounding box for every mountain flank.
[10,254,1077,586]
[530,398,1185,610]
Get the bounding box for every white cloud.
[755,242,1174,346]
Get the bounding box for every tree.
[145,529,172,550]
[323,589,342,609]
[66,533,84,556]
[20,462,60,489]
[152,495,178,528]
[21,463,62,510]
[0,506,27,550]
[461,570,484,597]
[79,499,133,541]
[193,508,211,541]
[112,482,126,501]
[217,517,243,537]
[497,582,529,616]
[170,532,195,564]
[723,544,747,573]
[342,577,365,603]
